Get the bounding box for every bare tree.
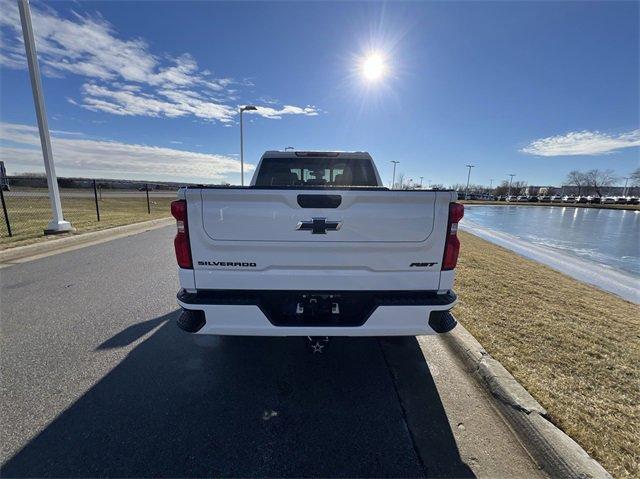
[505,181,528,195]
[516,181,528,195]
[565,170,588,196]
[585,169,617,197]
[395,172,406,190]
[494,180,510,196]
[631,167,640,187]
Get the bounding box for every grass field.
[0,195,172,249]
[454,231,639,478]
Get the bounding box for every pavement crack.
[377,338,428,478]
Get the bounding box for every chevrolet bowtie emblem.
[296,217,342,234]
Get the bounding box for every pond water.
[462,206,640,277]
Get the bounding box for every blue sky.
[1,0,638,186]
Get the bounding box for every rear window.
[254,158,378,187]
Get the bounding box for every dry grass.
[454,231,639,478]
[0,196,172,249]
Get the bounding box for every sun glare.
[361,53,386,81]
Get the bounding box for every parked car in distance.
[550,195,563,203]
[587,196,601,204]
[538,195,551,202]
[576,196,589,203]
[506,195,516,202]
[614,197,628,205]
[497,195,506,201]
[602,196,616,204]
[627,197,639,205]
[562,196,577,203]
[528,196,539,202]
[516,195,529,202]
[466,193,494,201]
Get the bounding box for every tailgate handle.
[297,194,342,208]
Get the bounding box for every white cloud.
[521,129,640,156]
[49,129,85,136]
[0,1,156,82]
[0,122,254,183]
[0,0,321,122]
[249,105,321,120]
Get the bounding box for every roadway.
[0,226,545,477]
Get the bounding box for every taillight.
[442,202,464,270]
[171,200,192,269]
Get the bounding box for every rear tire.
[428,311,457,333]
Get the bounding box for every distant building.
[524,186,554,196]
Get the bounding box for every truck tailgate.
[186,188,455,291]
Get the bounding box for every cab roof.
[261,150,373,160]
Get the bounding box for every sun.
[361,53,386,81]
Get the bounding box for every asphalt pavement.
[0,226,545,478]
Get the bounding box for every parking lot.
[0,226,544,477]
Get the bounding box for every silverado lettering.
[198,261,257,267]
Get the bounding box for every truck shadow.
[2,311,473,478]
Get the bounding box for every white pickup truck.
[172,151,463,342]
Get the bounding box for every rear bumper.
[176,289,457,336]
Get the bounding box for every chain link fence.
[0,176,181,246]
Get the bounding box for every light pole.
[464,164,474,200]
[390,161,399,189]
[419,176,424,188]
[622,177,630,197]
[18,0,72,234]
[508,174,516,197]
[239,105,257,186]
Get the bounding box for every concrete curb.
[442,318,612,479]
[0,217,173,265]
